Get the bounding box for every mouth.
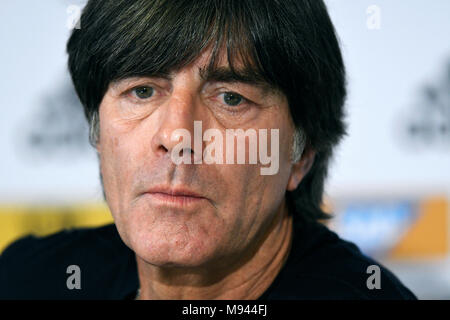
[142,186,207,206]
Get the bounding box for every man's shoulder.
[0,224,138,299]
[264,219,417,300]
[1,224,119,258]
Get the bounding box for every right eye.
[131,86,154,99]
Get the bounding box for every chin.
[131,231,219,268]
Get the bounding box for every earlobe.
[286,148,316,191]
[94,141,102,155]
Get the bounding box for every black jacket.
[0,217,417,300]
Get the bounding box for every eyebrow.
[198,66,274,92]
[111,67,277,95]
[111,72,172,89]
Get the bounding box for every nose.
[150,85,202,162]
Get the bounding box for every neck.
[135,201,294,300]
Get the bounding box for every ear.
[286,146,316,191]
[92,138,100,154]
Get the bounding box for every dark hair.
[67,0,347,223]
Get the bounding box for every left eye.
[132,86,154,99]
[221,92,244,106]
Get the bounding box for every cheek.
[212,123,293,214]
[99,129,137,215]
[214,163,270,226]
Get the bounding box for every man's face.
[97,49,299,268]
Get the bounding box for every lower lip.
[144,192,206,206]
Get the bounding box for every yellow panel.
[0,203,114,254]
[390,197,449,258]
